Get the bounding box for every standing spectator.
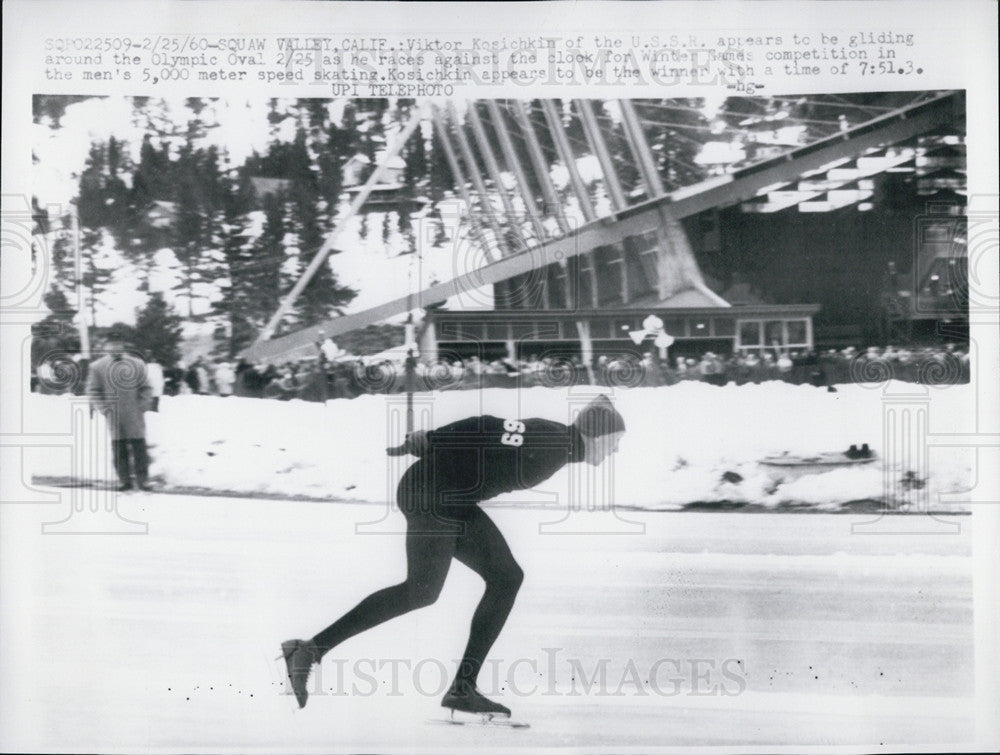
[234,360,251,397]
[776,350,793,377]
[214,360,236,397]
[183,361,199,394]
[641,352,662,387]
[194,358,212,395]
[36,358,57,394]
[163,362,183,396]
[146,358,164,411]
[86,331,153,491]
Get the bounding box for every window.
[661,318,686,335]
[439,322,462,341]
[511,322,535,340]
[786,319,808,346]
[764,320,783,346]
[547,267,567,309]
[577,257,596,308]
[714,319,735,337]
[536,321,562,341]
[595,247,624,305]
[737,318,812,351]
[589,320,611,339]
[739,321,761,347]
[486,322,509,341]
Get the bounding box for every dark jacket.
[86,354,153,440]
[416,415,584,503]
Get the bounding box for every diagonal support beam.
[485,100,552,307]
[541,100,597,222]
[431,107,496,263]
[575,99,628,211]
[253,105,426,346]
[445,101,510,257]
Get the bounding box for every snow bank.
[27,381,975,511]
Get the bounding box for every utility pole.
[70,208,90,359]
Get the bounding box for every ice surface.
[0,500,973,751]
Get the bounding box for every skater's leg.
[312,517,456,658]
[452,507,524,685]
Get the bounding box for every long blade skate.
[431,679,527,727]
[427,708,530,728]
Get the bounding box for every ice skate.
[429,681,527,727]
[279,639,318,708]
[440,679,512,720]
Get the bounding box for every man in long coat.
[86,333,154,491]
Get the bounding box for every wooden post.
[70,209,90,359]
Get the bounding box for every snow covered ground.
[0,497,975,751]
[28,380,975,511]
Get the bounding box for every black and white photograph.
[2,2,998,753]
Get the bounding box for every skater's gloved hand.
[386,429,430,457]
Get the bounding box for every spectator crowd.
[33,343,971,402]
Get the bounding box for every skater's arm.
[386,416,505,457]
[386,429,430,457]
[386,416,573,459]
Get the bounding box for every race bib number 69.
[501,419,525,447]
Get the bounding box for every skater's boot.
[441,678,511,719]
[280,639,318,708]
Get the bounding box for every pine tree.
[169,128,226,316]
[250,191,288,329]
[403,126,427,192]
[133,291,183,365]
[284,128,356,327]
[32,94,95,127]
[75,142,116,324]
[317,121,347,209]
[634,100,707,189]
[213,171,259,356]
[31,287,81,371]
[171,137,206,317]
[45,212,77,302]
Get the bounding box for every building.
[242,93,967,368]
